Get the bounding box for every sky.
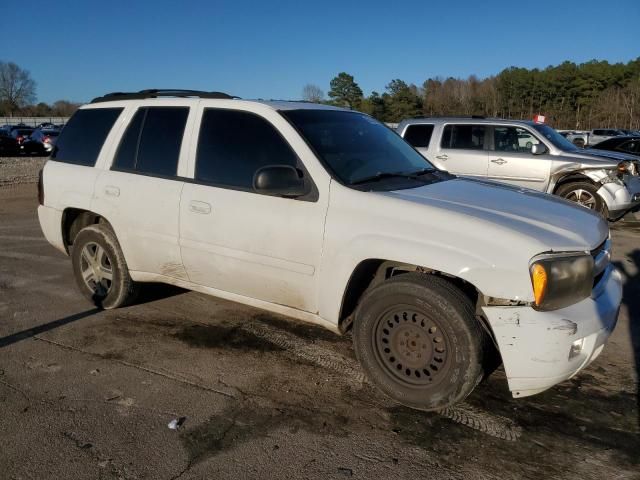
[3,0,639,104]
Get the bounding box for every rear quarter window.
[403,124,434,148]
[52,108,123,166]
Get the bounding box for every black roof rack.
[90,89,239,103]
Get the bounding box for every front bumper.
[599,175,640,220]
[482,265,622,397]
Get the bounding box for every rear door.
[432,123,489,177]
[487,125,551,190]
[92,102,195,279]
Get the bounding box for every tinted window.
[441,124,485,150]
[281,110,435,185]
[113,109,145,171]
[403,124,434,148]
[592,130,605,136]
[137,107,188,176]
[619,140,640,154]
[195,109,298,189]
[52,108,122,166]
[493,126,540,152]
[112,107,188,176]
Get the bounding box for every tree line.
[304,58,640,130]
[3,58,640,129]
[0,61,80,117]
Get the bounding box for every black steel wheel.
[374,307,452,388]
[353,273,487,411]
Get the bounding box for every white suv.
[38,89,622,410]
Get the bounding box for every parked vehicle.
[38,89,622,410]
[566,129,625,147]
[23,127,60,155]
[588,136,640,158]
[0,130,19,156]
[397,117,640,220]
[9,127,34,153]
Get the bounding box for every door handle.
[435,154,448,160]
[491,158,507,165]
[189,200,211,215]
[104,186,120,197]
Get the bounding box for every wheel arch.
[551,172,596,194]
[61,208,115,253]
[337,258,483,334]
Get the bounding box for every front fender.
[318,233,534,325]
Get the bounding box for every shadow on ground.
[613,249,640,428]
[0,308,100,348]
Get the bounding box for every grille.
[591,238,610,289]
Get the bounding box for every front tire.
[556,181,607,217]
[71,224,139,309]
[353,273,486,411]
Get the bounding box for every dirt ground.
[0,183,639,480]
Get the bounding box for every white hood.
[384,177,608,252]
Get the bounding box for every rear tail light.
[38,169,44,205]
[17,135,23,144]
[43,136,51,143]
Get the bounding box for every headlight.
[618,161,638,176]
[529,253,594,311]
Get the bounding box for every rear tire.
[71,224,139,309]
[353,273,486,411]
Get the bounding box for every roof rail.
[410,115,487,119]
[90,89,239,103]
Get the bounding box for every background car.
[23,127,60,155]
[9,127,34,153]
[588,135,640,158]
[0,130,19,156]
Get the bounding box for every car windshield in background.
[533,124,578,151]
[281,109,435,186]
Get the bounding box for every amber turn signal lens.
[531,263,548,306]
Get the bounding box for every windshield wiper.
[404,167,436,177]
[350,168,436,186]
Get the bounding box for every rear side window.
[195,109,298,189]
[403,124,434,148]
[52,108,122,166]
[113,107,189,177]
[441,124,486,150]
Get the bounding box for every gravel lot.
[0,156,47,187]
[1,163,639,479]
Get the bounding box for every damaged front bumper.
[482,265,622,398]
[598,175,640,220]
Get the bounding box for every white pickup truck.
[566,129,625,147]
[38,90,621,410]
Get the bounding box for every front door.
[487,125,551,191]
[179,107,329,313]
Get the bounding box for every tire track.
[244,320,523,441]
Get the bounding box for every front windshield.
[281,109,435,185]
[532,124,578,151]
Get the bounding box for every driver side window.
[195,109,299,190]
[493,126,540,153]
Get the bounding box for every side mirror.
[531,143,547,155]
[253,165,307,198]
